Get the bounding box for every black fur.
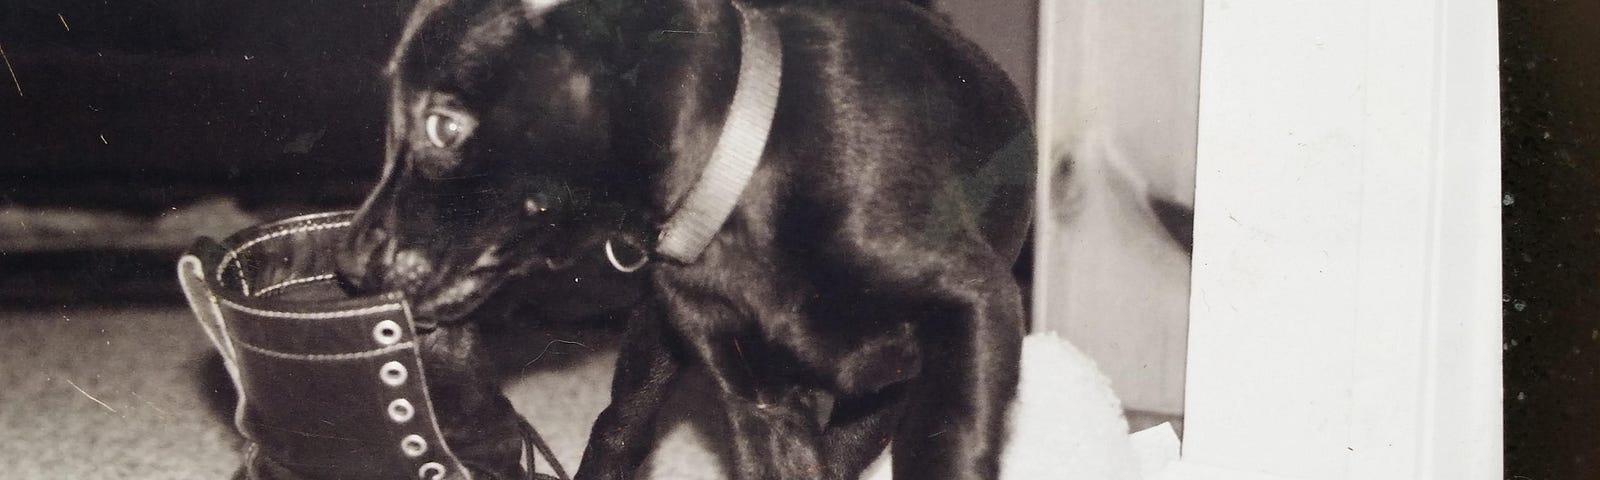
[336,0,1034,478]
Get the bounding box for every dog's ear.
[389,0,457,76]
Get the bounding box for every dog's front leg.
[719,391,828,480]
[655,286,829,480]
[576,304,682,480]
[818,389,905,480]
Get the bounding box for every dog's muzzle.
[178,211,567,480]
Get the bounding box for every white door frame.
[1033,0,1504,477]
[1155,0,1503,478]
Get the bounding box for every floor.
[0,306,243,479]
[0,304,1177,479]
[0,305,734,479]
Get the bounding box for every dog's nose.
[388,249,434,293]
[335,225,393,295]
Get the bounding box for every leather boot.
[179,212,567,480]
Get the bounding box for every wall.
[1035,0,1204,415]
[939,0,1037,109]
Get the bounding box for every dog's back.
[755,0,1035,258]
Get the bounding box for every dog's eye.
[424,112,473,149]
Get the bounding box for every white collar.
[653,2,783,264]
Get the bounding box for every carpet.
[1,307,244,479]
[0,306,1178,479]
[0,305,754,479]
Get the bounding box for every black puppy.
[337,0,1034,478]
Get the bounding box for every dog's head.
[336,0,656,323]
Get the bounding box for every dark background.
[0,0,1036,306]
[1,1,407,304]
[1,0,403,211]
[1501,0,1600,478]
[0,0,1585,477]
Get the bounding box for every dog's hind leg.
[824,236,1026,480]
[888,264,1024,480]
[575,305,683,480]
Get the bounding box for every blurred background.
[1,0,405,306]
[1033,0,1201,422]
[2,4,411,475]
[0,0,1037,307]
[0,5,409,471]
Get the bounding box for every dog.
[335,0,1035,478]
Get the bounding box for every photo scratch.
[129,390,168,416]
[59,13,71,31]
[65,378,118,414]
[522,339,593,367]
[0,44,20,97]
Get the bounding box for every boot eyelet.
[418,462,447,480]
[388,398,415,423]
[373,320,403,345]
[400,434,428,457]
[380,361,408,386]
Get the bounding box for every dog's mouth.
[407,246,588,325]
[411,270,498,325]
[396,211,652,325]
